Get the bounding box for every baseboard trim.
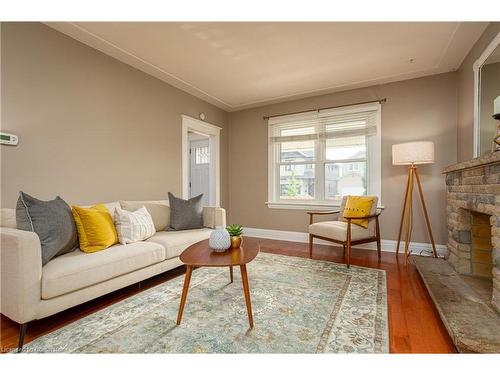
[244,227,447,257]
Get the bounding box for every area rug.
[22,253,388,353]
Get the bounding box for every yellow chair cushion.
[342,196,375,229]
[72,204,118,253]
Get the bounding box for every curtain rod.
[262,98,387,120]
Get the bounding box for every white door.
[190,138,210,206]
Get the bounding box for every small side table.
[176,237,260,328]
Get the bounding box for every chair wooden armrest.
[306,210,340,216]
[307,210,340,224]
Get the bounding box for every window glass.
[279,164,315,200]
[326,135,366,161]
[280,140,315,162]
[324,161,367,200]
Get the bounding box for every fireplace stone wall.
[444,152,500,312]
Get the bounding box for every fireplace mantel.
[444,151,500,174]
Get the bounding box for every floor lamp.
[392,141,438,265]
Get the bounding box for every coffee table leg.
[240,265,254,328]
[177,265,193,325]
[229,266,233,283]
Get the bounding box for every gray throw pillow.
[168,192,203,230]
[16,192,78,265]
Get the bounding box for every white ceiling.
[46,22,488,112]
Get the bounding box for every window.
[194,145,210,164]
[267,103,381,209]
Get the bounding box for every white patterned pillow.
[114,206,156,244]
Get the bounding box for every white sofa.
[0,200,226,351]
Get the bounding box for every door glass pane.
[194,145,209,164]
[280,140,315,162]
[279,164,315,199]
[324,161,366,200]
[326,135,366,161]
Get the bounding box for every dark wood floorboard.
[0,238,456,353]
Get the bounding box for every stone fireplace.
[444,152,500,312]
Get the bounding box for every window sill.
[266,201,340,211]
[266,201,385,211]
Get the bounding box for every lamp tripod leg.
[403,166,415,266]
[414,167,438,258]
[396,166,411,257]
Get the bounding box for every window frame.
[267,103,382,210]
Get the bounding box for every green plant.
[226,224,243,237]
[284,171,300,197]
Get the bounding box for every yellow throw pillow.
[72,204,118,253]
[342,196,375,229]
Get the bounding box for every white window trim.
[181,115,221,207]
[266,103,382,210]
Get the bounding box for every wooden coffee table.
[176,237,260,328]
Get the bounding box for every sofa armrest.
[203,207,227,229]
[1,227,42,323]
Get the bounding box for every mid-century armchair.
[307,196,382,267]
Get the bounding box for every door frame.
[181,115,222,206]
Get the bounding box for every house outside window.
[267,102,381,209]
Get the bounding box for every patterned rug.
[23,253,388,353]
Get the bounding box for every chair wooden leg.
[309,234,313,258]
[376,217,382,261]
[18,322,27,353]
[346,220,352,268]
[343,244,346,257]
[346,244,351,268]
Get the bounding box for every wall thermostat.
[0,132,19,146]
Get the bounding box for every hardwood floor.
[0,238,456,353]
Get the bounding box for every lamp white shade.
[392,141,435,165]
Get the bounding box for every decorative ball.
[209,227,231,252]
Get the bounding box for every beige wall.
[457,22,500,162]
[1,23,229,208]
[3,22,496,247]
[228,73,458,244]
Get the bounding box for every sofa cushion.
[114,206,156,244]
[342,196,376,229]
[42,241,166,299]
[168,192,203,230]
[102,202,121,218]
[16,192,79,265]
[0,208,16,228]
[146,228,212,259]
[309,220,375,242]
[75,202,121,218]
[120,200,170,231]
[340,195,378,234]
[72,204,119,253]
